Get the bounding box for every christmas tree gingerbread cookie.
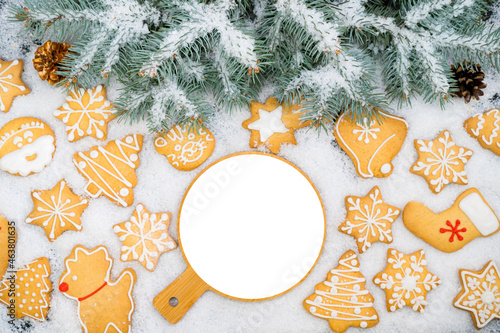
[303,250,379,333]
[338,186,401,253]
[411,130,473,193]
[54,85,116,142]
[26,179,89,242]
[464,109,500,156]
[113,203,177,271]
[0,214,16,278]
[0,257,52,321]
[403,188,500,253]
[0,58,30,112]
[373,249,440,313]
[59,245,136,333]
[242,97,310,154]
[154,124,215,171]
[454,260,500,329]
[334,110,408,178]
[0,117,56,176]
[73,134,143,207]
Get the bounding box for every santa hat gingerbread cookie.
[334,110,408,178]
[464,108,500,156]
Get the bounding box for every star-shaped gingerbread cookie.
[338,186,401,253]
[26,179,89,241]
[54,85,116,142]
[0,58,30,112]
[113,203,177,271]
[242,97,310,153]
[411,130,473,193]
[373,249,441,313]
[454,261,500,329]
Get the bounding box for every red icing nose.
[59,282,69,292]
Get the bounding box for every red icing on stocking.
[440,220,466,242]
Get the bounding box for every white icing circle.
[380,163,392,174]
[90,150,99,158]
[130,154,138,162]
[120,188,129,197]
[126,136,134,144]
[360,321,368,328]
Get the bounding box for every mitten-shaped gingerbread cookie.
[464,108,500,155]
[403,188,500,253]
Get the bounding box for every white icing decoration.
[0,59,27,111]
[120,188,129,197]
[353,118,380,144]
[459,192,499,236]
[305,252,378,323]
[0,135,55,176]
[73,134,141,207]
[413,130,473,193]
[25,180,87,240]
[454,261,500,328]
[53,85,115,141]
[380,163,391,174]
[248,106,288,142]
[470,109,500,148]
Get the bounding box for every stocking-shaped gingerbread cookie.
[403,188,500,253]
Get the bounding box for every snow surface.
[0,1,500,332]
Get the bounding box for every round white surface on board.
[180,154,325,299]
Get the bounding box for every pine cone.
[33,41,70,85]
[450,62,487,103]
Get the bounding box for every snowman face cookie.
[0,117,56,176]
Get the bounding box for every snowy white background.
[1,1,500,332]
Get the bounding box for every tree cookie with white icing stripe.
[464,108,500,156]
[59,245,136,333]
[73,134,143,207]
[0,117,56,176]
[303,250,379,333]
[410,130,473,194]
[113,203,177,271]
[334,111,408,178]
[454,260,500,330]
[0,257,52,321]
[154,124,215,171]
[0,58,30,113]
[26,179,89,242]
[54,85,116,142]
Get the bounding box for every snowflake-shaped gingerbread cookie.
[113,203,177,271]
[26,179,89,242]
[54,85,116,142]
[454,261,500,329]
[411,130,473,193]
[339,186,400,253]
[373,249,441,313]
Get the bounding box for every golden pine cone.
[33,41,70,85]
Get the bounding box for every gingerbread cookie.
[339,186,400,253]
[54,85,116,142]
[242,97,310,154]
[0,58,30,113]
[464,108,500,155]
[0,257,52,321]
[73,134,143,207]
[26,179,89,242]
[304,250,379,333]
[0,214,16,278]
[59,245,136,333]
[113,203,177,271]
[334,111,408,178]
[411,130,473,193]
[0,117,56,176]
[373,249,440,313]
[154,125,215,171]
[454,261,500,329]
[403,188,500,253]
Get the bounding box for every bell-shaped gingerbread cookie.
[464,108,500,155]
[403,188,500,253]
[334,111,408,178]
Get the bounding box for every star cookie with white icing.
[339,186,401,253]
[113,203,177,271]
[411,130,473,194]
[26,179,89,242]
[0,58,30,113]
[242,97,310,154]
[454,261,500,330]
[373,249,441,313]
[54,85,116,142]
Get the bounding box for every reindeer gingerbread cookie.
[59,245,137,333]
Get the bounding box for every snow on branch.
[404,0,450,29]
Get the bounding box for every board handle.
[153,266,209,324]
